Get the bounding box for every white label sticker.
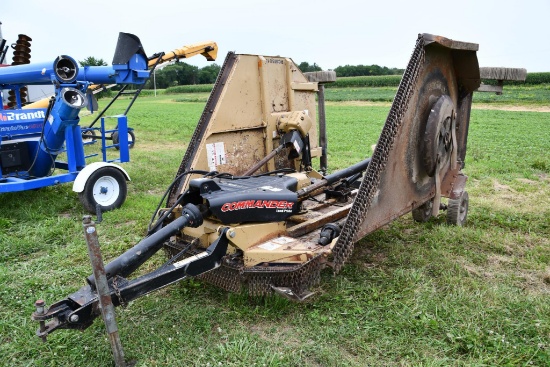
[293,140,301,154]
[258,242,282,251]
[206,142,227,171]
[173,252,208,268]
[259,186,282,192]
[271,236,295,245]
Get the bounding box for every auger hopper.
[33,34,490,343]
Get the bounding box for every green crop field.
[324,84,550,105]
[0,90,549,366]
[149,83,550,107]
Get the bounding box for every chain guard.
[164,241,324,297]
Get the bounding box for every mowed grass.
[323,84,550,106]
[149,83,550,107]
[0,92,549,366]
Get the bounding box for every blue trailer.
[0,33,149,213]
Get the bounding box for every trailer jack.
[32,204,229,340]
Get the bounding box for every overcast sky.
[1,0,549,72]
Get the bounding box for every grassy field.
[0,91,549,366]
[324,85,550,105]
[148,84,550,107]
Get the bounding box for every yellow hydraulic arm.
[147,41,218,67]
[23,41,218,109]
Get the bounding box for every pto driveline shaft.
[243,144,284,176]
[87,204,203,288]
[296,157,371,198]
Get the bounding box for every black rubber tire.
[446,191,469,226]
[82,130,96,143]
[111,130,136,150]
[412,199,433,223]
[78,167,127,213]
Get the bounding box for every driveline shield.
[187,175,300,224]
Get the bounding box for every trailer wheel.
[412,199,433,223]
[112,130,136,150]
[446,191,468,226]
[78,167,127,213]
[82,130,96,143]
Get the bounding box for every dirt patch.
[249,322,304,348]
[116,220,137,228]
[519,270,550,295]
[147,189,168,196]
[543,270,550,285]
[137,141,186,152]
[327,101,391,107]
[472,104,550,113]
[492,180,517,193]
[463,264,483,277]
[488,254,514,265]
[327,101,550,113]
[458,257,550,295]
[471,178,549,214]
[516,178,539,185]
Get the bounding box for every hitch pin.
[34,299,47,342]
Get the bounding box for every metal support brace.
[303,70,336,174]
[317,84,328,173]
[83,215,127,367]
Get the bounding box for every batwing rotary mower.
[33,34,519,342]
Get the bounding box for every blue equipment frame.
[0,32,149,212]
[0,114,131,192]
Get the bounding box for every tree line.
[144,63,221,89]
[148,61,403,87]
[333,64,404,77]
[296,61,404,77]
